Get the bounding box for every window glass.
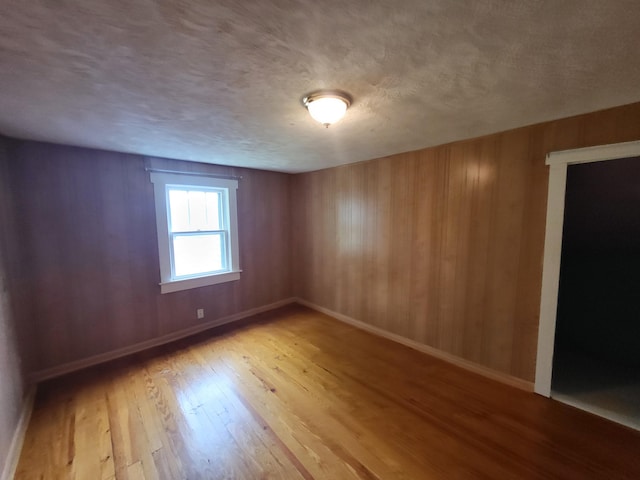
[168,189,190,232]
[168,189,222,232]
[173,233,224,277]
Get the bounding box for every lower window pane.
[173,234,224,277]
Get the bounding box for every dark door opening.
[551,156,640,430]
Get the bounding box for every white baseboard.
[29,295,530,389]
[295,298,534,392]
[31,298,296,383]
[1,386,36,480]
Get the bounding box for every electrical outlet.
[197,308,205,319]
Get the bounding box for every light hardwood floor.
[15,305,640,479]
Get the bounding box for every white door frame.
[534,140,640,397]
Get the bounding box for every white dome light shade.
[303,91,352,127]
[307,97,347,125]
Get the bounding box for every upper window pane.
[168,189,189,231]
[168,188,222,232]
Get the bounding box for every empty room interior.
[1,2,640,479]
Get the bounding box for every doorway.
[551,156,640,429]
[534,140,640,430]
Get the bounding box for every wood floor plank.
[179,348,309,480]
[209,346,362,479]
[14,305,640,479]
[222,324,455,478]
[106,369,161,480]
[72,380,115,480]
[157,348,293,479]
[238,317,523,478]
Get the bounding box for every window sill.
[159,271,241,294]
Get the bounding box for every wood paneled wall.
[292,102,640,382]
[5,102,640,381]
[0,135,26,476]
[7,141,292,374]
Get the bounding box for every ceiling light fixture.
[302,90,352,128]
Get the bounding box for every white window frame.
[150,172,241,294]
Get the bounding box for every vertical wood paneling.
[0,136,27,478]
[292,102,640,382]
[8,141,292,373]
[460,138,494,365]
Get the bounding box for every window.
[150,172,240,293]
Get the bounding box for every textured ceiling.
[0,1,639,173]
